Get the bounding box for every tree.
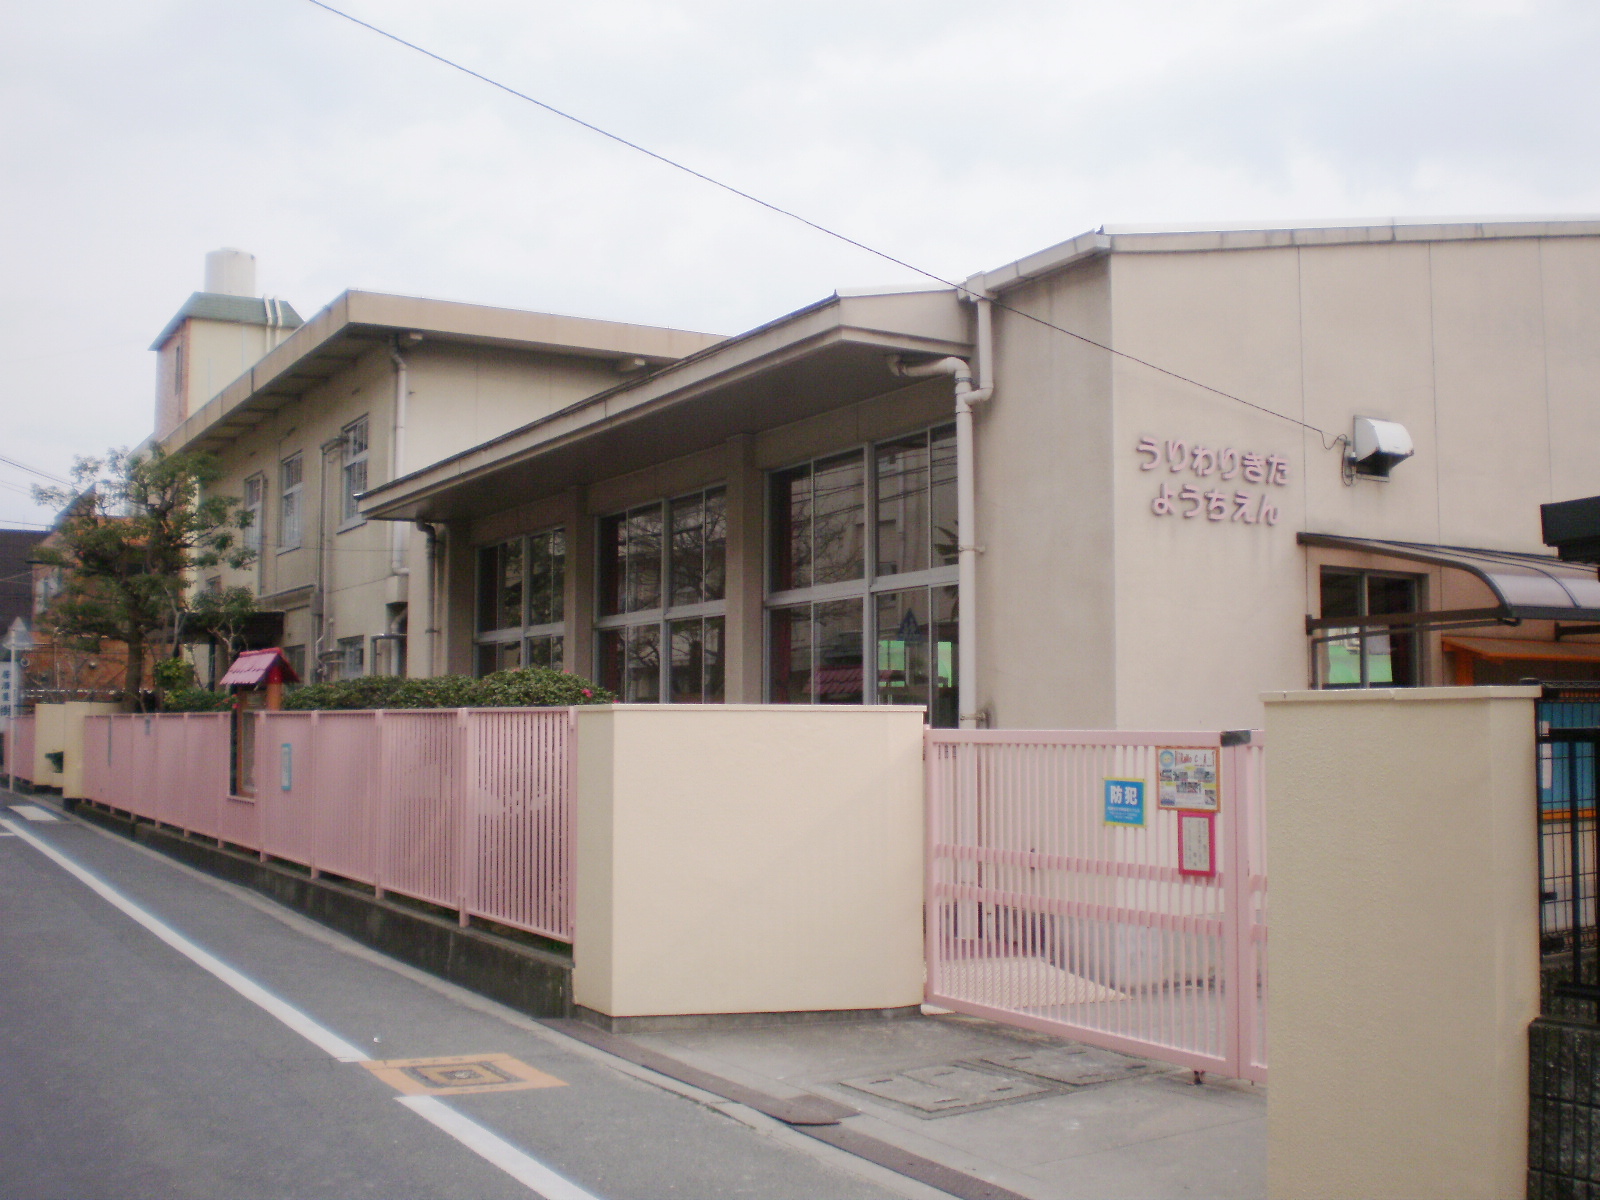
[188,585,259,675]
[32,446,255,711]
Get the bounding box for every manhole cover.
[977,1046,1155,1087]
[840,1064,1049,1115]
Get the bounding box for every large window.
[1316,568,1421,688]
[341,416,369,525]
[767,426,959,726]
[278,453,303,550]
[596,487,726,703]
[475,529,566,675]
[243,474,264,554]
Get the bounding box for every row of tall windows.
[596,487,727,703]
[766,425,960,725]
[264,416,369,554]
[475,529,567,675]
[468,428,958,722]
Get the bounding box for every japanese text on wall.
[1136,437,1289,526]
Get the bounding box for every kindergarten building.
[164,220,1600,730]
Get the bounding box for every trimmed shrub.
[161,686,233,713]
[469,668,614,708]
[385,675,481,709]
[281,668,611,711]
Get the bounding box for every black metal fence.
[1538,687,1600,1019]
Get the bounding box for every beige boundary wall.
[1264,687,1540,1200]
[572,705,926,1019]
[29,702,122,795]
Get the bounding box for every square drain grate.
[841,1064,1049,1116]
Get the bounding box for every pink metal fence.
[80,708,574,942]
[925,729,1268,1083]
[5,715,36,784]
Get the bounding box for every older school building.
[158,220,1600,730]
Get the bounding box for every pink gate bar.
[79,707,574,943]
[925,728,1267,1083]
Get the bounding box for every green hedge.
[161,686,233,713]
[282,667,613,711]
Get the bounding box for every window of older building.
[766,426,959,725]
[1316,568,1421,688]
[243,474,264,554]
[596,487,725,702]
[278,454,303,550]
[475,528,566,676]
[341,417,369,526]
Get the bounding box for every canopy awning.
[1300,533,1600,636]
[219,647,300,687]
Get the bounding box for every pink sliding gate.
[80,707,574,943]
[925,729,1268,1082]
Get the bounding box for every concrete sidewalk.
[7,788,1263,1200]
[619,1013,1266,1200]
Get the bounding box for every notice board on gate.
[1157,747,1220,812]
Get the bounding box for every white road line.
[9,804,62,822]
[1,817,601,1200]
[398,1096,600,1200]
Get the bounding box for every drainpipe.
[889,316,994,728]
[387,338,412,578]
[313,436,345,680]
[415,520,440,677]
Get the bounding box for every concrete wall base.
[70,801,572,1019]
[572,1003,922,1034]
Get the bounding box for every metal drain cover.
[977,1047,1155,1087]
[841,1064,1049,1114]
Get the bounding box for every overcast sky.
[3,0,1598,528]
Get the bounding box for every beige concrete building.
[158,218,1600,728]
[153,257,723,682]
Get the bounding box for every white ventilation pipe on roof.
[889,301,994,728]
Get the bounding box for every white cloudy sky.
[3,0,1598,527]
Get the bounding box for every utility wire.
[0,456,69,486]
[303,0,1334,444]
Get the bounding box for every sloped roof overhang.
[162,291,726,457]
[359,289,971,524]
[1299,533,1600,636]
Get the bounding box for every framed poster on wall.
[1178,811,1216,877]
[1157,747,1220,811]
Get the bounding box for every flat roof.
[163,290,727,456]
[971,215,1600,295]
[361,287,971,523]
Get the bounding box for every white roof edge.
[833,283,952,297]
[974,215,1600,294]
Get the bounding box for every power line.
[303,0,1335,443]
[0,455,70,486]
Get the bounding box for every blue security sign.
[1103,778,1146,826]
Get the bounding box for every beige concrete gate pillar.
[1264,686,1540,1200]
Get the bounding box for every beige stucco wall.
[32,702,64,787]
[1264,687,1539,1200]
[202,337,626,681]
[572,705,926,1017]
[993,233,1600,732]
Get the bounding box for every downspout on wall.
[414,520,441,677]
[387,337,413,579]
[889,295,994,728]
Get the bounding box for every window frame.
[473,527,567,677]
[339,416,370,530]
[1313,566,1426,689]
[277,453,304,552]
[763,425,960,723]
[593,485,727,703]
[242,472,265,556]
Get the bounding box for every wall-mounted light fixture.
[1346,417,1414,481]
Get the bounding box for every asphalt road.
[0,798,918,1200]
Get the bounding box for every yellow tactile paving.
[362,1052,567,1097]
